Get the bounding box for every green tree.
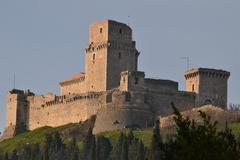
[10,149,18,160]
[96,136,112,160]
[135,141,145,160]
[4,152,9,160]
[87,137,96,160]
[162,103,240,160]
[82,128,96,160]
[41,134,51,160]
[120,134,128,160]
[148,120,161,160]
[67,138,80,160]
[128,129,134,145]
[30,144,40,160]
[40,132,67,160]
[111,133,124,160]
[128,137,146,160]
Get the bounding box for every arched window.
[100,28,103,33]
[93,54,95,60]
[192,84,195,92]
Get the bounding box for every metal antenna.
[181,57,190,70]
[127,15,131,26]
[13,73,16,89]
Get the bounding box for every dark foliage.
[161,103,240,160]
[1,104,240,160]
[148,120,161,160]
[96,136,112,160]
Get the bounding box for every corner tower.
[185,68,230,109]
[85,20,139,92]
[2,89,34,139]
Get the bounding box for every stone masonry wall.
[60,80,86,95]
[145,90,196,116]
[93,90,154,134]
[27,92,104,130]
[144,79,178,93]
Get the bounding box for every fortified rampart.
[2,20,230,139]
[27,92,104,130]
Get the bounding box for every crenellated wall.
[27,92,104,130]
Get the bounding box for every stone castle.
[2,20,230,139]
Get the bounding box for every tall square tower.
[85,20,139,92]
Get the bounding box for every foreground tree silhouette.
[162,103,240,160]
[40,132,67,160]
[96,135,112,160]
[148,120,161,160]
[4,152,9,160]
[82,128,96,160]
[67,138,80,160]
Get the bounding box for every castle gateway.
[2,20,230,139]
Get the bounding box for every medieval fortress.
[2,20,230,139]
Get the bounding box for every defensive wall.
[27,91,103,130]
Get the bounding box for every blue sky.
[0,0,239,133]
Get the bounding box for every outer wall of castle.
[2,20,230,139]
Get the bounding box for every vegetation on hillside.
[1,104,240,159]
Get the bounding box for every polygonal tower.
[185,68,230,109]
[85,20,139,92]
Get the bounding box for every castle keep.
[2,20,230,139]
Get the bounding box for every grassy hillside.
[0,126,153,153]
[0,126,55,152]
[0,117,96,153]
[1,121,240,154]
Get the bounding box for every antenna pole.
[181,57,190,70]
[13,73,16,89]
[127,15,131,26]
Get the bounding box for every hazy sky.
[0,0,239,133]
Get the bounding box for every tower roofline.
[185,68,230,76]
[89,19,132,30]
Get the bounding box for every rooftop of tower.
[90,19,132,30]
[185,68,230,77]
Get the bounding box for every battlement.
[85,40,137,54]
[45,92,102,107]
[185,68,230,108]
[9,89,35,96]
[89,20,132,44]
[185,68,230,79]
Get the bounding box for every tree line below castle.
[1,104,240,160]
